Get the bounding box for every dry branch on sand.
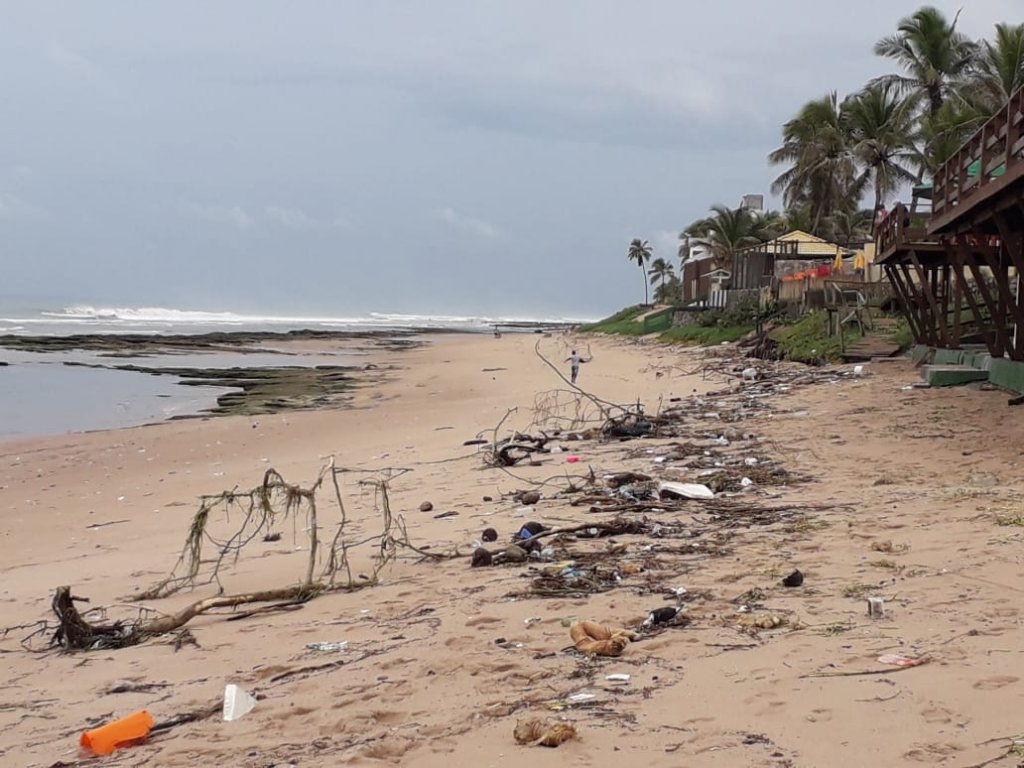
[18,459,430,652]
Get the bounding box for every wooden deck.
[876,204,943,264]
[874,88,1024,361]
[929,87,1024,235]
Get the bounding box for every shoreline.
[0,332,433,440]
[4,333,1024,766]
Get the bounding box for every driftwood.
[26,461,421,652]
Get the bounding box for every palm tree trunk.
[811,203,824,238]
[871,175,882,237]
[642,265,648,305]
[927,85,943,117]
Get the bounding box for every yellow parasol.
[853,250,866,271]
[832,246,844,273]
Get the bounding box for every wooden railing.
[876,202,934,260]
[931,86,1024,229]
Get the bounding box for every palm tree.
[830,207,875,247]
[842,84,919,224]
[627,238,653,304]
[769,92,858,235]
[967,22,1024,116]
[871,6,977,117]
[686,205,771,272]
[647,257,675,301]
[909,99,987,180]
[654,274,682,304]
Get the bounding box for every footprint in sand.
[973,675,1018,690]
[921,705,955,724]
[904,742,963,761]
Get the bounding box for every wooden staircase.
[842,317,904,362]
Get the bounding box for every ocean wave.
[12,305,593,334]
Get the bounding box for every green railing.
[642,308,674,333]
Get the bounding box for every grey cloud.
[189,204,254,231]
[265,206,317,230]
[0,1,1017,317]
[433,208,498,239]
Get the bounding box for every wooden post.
[908,250,950,346]
[885,264,923,343]
[949,242,996,355]
[960,241,1009,358]
[897,263,937,346]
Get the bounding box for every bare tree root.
[30,459,429,652]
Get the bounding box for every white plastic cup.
[867,596,885,618]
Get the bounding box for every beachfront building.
[680,250,714,304]
[876,86,1024,392]
[731,230,855,291]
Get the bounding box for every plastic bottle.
[80,710,155,755]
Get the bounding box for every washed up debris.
[517,490,542,505]
[659,482,714,500]
[643,606,683,628]
[566,692,596,703]
[604,471,652,489]
[878,653,929,668]
[514,718,578,747]
[737,614,787,634]
[433,510,458,519]
[85,519,129,530]
[419,501,434,512]
[262,532,282,543]
[481,527,498,543]
[105,680,171,695]
[80,710,155,755]
[867,597,886,618]
[569,620,638,657]
[305,641,348,652]
[518,521,547,539]
[471,548,493,567]
[605,673,631,684]
[223,684,257,722]
[485,431,551,467]
[504,545,529,563]
[782,569,804,588]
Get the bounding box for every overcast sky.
[0,1,1017,318]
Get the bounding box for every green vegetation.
[577,305,648,335]
[994,512,1024,527]
[659,325,753,345]
[842,583,877,599]
[819,621,854,636]
[774,312,858,365]
[890,317,913,349]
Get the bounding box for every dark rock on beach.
[471,548,493,567]
[782,569,804,588]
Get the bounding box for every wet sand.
[3,332,1024,767]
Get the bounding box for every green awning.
[912,159,1006,201]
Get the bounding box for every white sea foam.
[3,305,593,335]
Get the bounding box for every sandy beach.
[4,331,1024,767]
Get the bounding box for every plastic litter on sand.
[223,684,258,722]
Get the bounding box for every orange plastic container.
[80,710,155,755]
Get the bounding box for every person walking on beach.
[565,349,590,384]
